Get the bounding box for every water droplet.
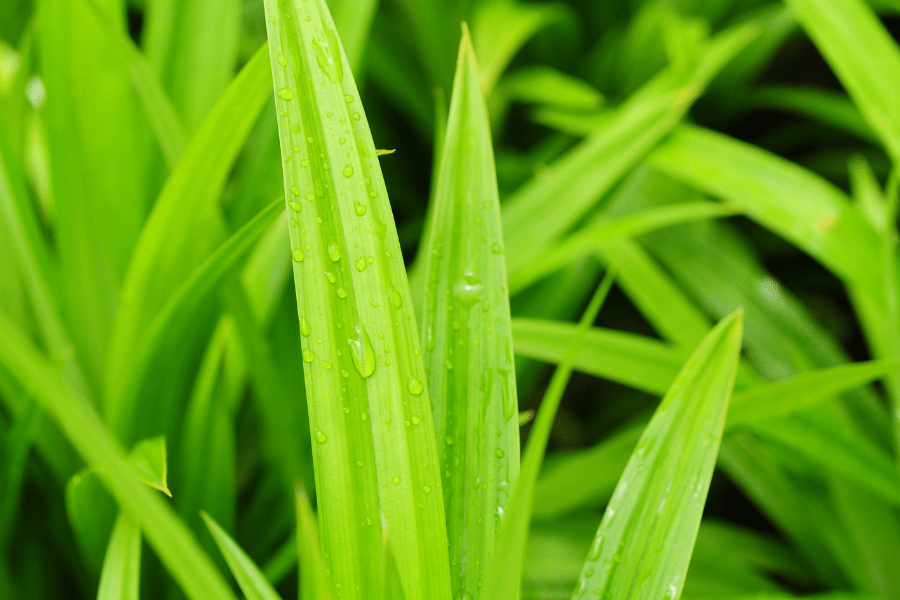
[355,257,367,272]
[423,485,431,493]
[306,193,314,201]
[392,476,401,484]
[446,436,454,445]
[311,28,344,83]
[407,376,424,395]
[491,243,502,254]
[322,361,332,370]
[326,271,337,283]
[345,95,354,103]
[315,429,328,443]
[445,360,453,370]
[342,164,354,178]
[289,201,302,212]
[453,272,483,308]
[301,159,309,167]
[277,88,293,100]
[277,53,287,66]
[336,287,348,298]
[352,112,361,121]
[354,202,367,216]
[292,249,305,262]
[357,460,364,467]
[328,244,341,262]
[293,145,301,153]
[347,323,376,378]
[453,590,473,600]
[411,415,421,425]
[369,190,378,198]
[290,186,301,196]
[495,448,505,458]
[302,349,315,363]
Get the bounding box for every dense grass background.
[2,0,900,599]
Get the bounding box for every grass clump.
[1,0,900,599]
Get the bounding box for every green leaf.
[262,2,451,599]
[499,66,603,110]
[41,0,156,392]
[129,436,171,497]
[500,20,759,286]
[103,39,273,435]
[201,511,283,600]
[472,0,572,96]
[0,93,90,399]
[512,318,684,396]
[113,199,282,443]
[78,0,186,166]
[750,86,876,143]
[144,0,242,132]
[483,269,617,600]
[97,513,141,600]
[508,201,741,293]
[326,0,379,71]
[294,489,332,600]
[649,126,882,296]
[419,28,519,600]
[573,311,742,600]
[0,312,238,600]
[787,0,900,163]
[727,360,900,427]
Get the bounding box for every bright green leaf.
[201,511,283,600]
[262,2,452,598]
[573,311,742,600]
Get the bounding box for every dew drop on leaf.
[355,257,367,272]
[407,376,424,395]
[277,88,293,100]
[328,244,341,262]
[392,476,401,484]
[342,164,354,178]
[292,249,304,262]
[277,53,287,66]
[315,429,327,443]
[347,323,376,378]
[302,349,315,363]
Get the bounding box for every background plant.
[1,0,900,599]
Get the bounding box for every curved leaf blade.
[262,2,452,598]
[573,311,742,600]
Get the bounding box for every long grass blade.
[787,0,900,163]
[262,2,452,598]
[573,311,742,600]
[105,44,273,439]
[97,513,141,600]
[419,28,519,600]
[201,511,283,600]
[482,269,618,600]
